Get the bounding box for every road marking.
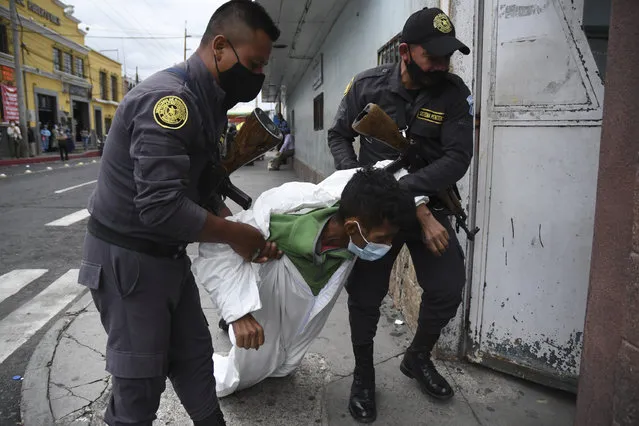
[0,269,83,364]
[0,269,48,304]
[45,209,90,227]
[54,180,97,194]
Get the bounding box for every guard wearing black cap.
[327,8,473,423]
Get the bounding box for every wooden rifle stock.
[352,103,480,241]
[202,108,283,211]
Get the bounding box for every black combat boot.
[400,332,454,400]
[349,343,376,423]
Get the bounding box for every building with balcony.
[0,0,122,155]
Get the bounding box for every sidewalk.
[20,157,576,425]
[0,149,100,167]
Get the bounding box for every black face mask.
[405,53,448,87]
[215,40,265,110]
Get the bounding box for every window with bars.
[74,57,84,78]
[111,75,118,101]
[313,93,324,131]
[0,24,9,54]
[62,52,72,74]
[53,48,61,71]
[100,71,108,99]
[377,33,401,65]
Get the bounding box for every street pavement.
[1,154,577,425]
[0,156,102,424]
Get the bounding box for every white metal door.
[467,0,604,391]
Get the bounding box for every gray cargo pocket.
[78,260,102,290]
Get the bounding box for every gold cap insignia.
[153,95,188,129]
[434,13,452,34]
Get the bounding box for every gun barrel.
[221,107,283,173]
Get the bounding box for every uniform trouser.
[79,232,219,425]
[346,213,466,347]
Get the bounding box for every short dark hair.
[338,167,414,230]
[201,0,280,46]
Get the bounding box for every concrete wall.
[575,0,639,422]
[286,0,477,358]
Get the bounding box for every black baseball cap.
[401,8,470,57]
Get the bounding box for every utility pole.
[135,66,139,85]
[9,0,28,156]
[183,21,191,62]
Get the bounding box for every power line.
[94,0,178,60]
[86,0,171,63]
[19,29,195,39]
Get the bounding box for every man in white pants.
[192,162,446,397]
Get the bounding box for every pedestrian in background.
[40,124,51,153]
[81,129,89,151]
[7,121,22,158]
[57,125,69,162]
[268,128,294,171]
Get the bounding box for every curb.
[0,150,100,167]
[21,291,91,425]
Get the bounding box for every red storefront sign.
[1,84,20,122]
[1,66,14,83]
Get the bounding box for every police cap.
[401,7,470,57]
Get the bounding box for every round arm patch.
[153,95,189,129]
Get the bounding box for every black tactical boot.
[349,343,376,423]
[400,332,454,400]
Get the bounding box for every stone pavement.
[20,157,577,425]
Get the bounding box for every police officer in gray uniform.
[327,8,473,423]
[78,2,281,425]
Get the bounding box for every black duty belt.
[88,216,187,259]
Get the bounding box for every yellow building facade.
[0,0,122,152]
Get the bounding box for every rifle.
[201,108,283,211]
[351,103,480,241]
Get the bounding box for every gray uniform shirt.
[88,54,228,245]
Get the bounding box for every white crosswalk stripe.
[0,269,85,364]
[0,269,48,304]
[45,209,90,227]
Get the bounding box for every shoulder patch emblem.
[344,77,354,96]
[153,95,188,130]
[434,13,453,34]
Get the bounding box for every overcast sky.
[69,0,274,111]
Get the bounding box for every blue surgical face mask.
[347,221,392,261]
